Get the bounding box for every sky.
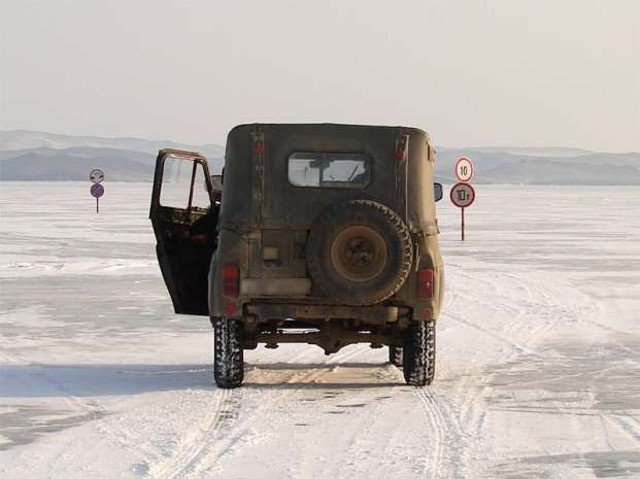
[1,0,639,151]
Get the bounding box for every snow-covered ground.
[1,182,639,478]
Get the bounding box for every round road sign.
[90,169,105,183]
[91,183,105,198]
[454,157,474,182]
[450,182,475,208]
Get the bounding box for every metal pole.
[461,207,465,241]
[96,197,99,214]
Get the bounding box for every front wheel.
[213,317,244,389]
[403,321,436,386]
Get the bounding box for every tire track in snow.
[447,312,535,356]
[145,347,317,479]
[441,264,631,477]
[148,345,367,479]
[444,271,535,355]
[147,388,233,479]
[322,365,411,478]
[606,415,640,446]
[431,267,577,476]
[446,268,569,357]
[435,371,491,478]
[414,387,448,477]
[185,346,369,478]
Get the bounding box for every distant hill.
[0,131,225,181]
[1,130,638,184]
[0,130,223,158]
[433,148,640,185]
[0,147,154,181]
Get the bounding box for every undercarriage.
[239,301,412,355]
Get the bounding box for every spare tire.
[307,200,413,305]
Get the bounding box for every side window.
[160,155,210,209]
[191,164,210,208]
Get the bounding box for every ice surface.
[1,182,639,478]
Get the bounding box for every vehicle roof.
[219,122,437,231]
[227,123,431,143]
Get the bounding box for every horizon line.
[1,128,638,155]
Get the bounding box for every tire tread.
[403,321,436,386]
[213,317,244,389]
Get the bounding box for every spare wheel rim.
[330,225,388,283]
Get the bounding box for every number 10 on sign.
[455,157,474,183]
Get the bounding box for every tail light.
[418,268,434,300]
[221,265,240,297]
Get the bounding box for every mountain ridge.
[1,130,638,184]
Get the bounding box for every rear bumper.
[244,302,404,324]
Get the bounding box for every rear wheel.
[213,317,244,389]
[403,321,436,386]
[388,346,403,367]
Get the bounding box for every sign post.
[89,169,105,214]
[451,158,475,241]
[462,204,465,242]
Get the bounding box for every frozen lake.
[1,182,639,478]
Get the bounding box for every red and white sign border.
[450,182,476,208]
[454,157,474,183]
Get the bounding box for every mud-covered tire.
[307,200,413,305]
[213,317,244,389]
[389,346,403,367]
[403,321,436,386]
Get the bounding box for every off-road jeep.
[150,123,444,388]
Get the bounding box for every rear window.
[287,152,371,188]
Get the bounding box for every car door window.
[160,154,210,209]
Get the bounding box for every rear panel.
[211,123,442,320]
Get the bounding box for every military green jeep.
[150,123,444,388]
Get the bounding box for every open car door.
[150,149,220,315]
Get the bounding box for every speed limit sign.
[454,157,474,182]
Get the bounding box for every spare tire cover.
[307,200,413,305]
